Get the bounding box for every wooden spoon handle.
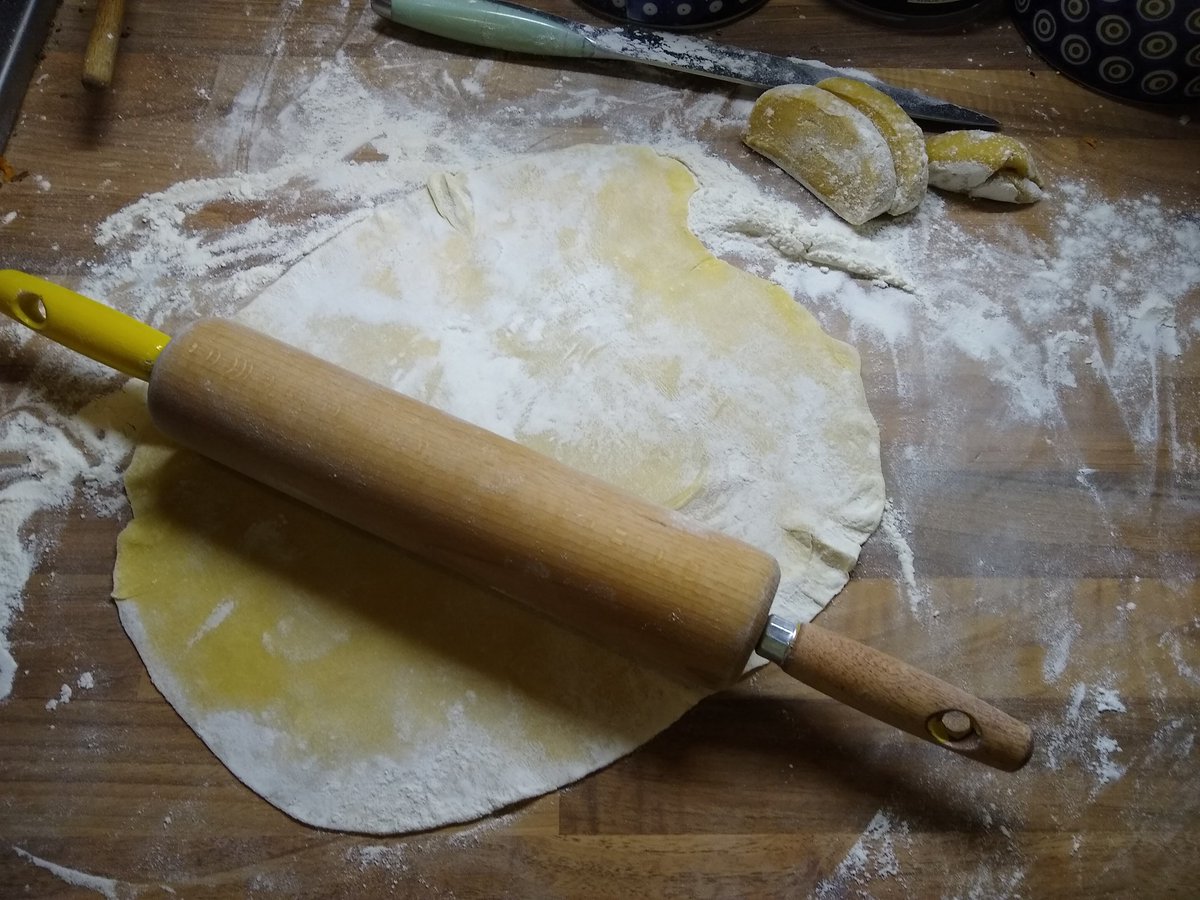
[761,618,1033,771]
[83,0,126,90]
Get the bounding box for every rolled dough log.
[112,144,885,833]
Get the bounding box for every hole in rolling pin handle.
[15,292,49,329]
[926,709,979,746]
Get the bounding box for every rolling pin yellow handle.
[759,616,1034,771]
[0,270,170,381]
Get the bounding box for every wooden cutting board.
[1,1,1197,896]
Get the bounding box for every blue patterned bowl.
[1010,0,1200,104]
[574,0,769,30]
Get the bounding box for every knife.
[370,0,999,130]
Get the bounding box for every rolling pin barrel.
[146,318,781,690]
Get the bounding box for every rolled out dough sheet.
[113,144,885,833]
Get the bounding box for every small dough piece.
[925,131,1044,204]
[817,76,928,217]
[744,84,897,226]
[426,172,475,235]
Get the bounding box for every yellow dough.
[113,145,885,833]
[925,131,1044,203]
[817,77,929,217]
[744,84,897,226]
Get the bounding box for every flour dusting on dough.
[110,145,884,833]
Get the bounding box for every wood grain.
[1,1,1198,897]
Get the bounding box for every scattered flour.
[1092,734,1126,785]
[343,808,512,876]
[12,847,123,899]
[0,382,143,702]
[1041,600,1082,683]
[878,501,926,615]
[1042,682,1131,793]
[1093,687,1126,713]
[346,844,408,872]
[815,810,909,897]
[1160,629,1200,684]
[44,682,71,711]
[952,865,1028,899]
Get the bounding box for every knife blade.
[370,0,998,130]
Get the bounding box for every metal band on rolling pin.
[756,615,797,665]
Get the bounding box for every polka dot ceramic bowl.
[1009,0,1200,104]
[575,0,769,30]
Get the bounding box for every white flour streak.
[1093,735,1126,786]
[952,865,1027,899]
[12,847,124,899]
[1042,682,1130,793]
[0,384,141,702]
[187,600,236,649]
[764,182,1200,429]
[815,810,909,898]
[878,501,925,615]
[1042,603,1081,683]
[1160,630,1200,684]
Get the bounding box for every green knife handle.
[378,0,595,58]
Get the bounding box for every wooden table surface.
[2,1,1198,897]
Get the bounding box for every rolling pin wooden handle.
[759,617,1033,771]
[83,0,126,90]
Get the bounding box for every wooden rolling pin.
[0,271,1033,771]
